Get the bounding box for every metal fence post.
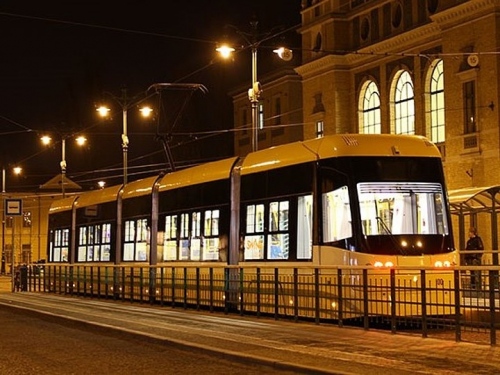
[274,268,279,320]
[293,268,299,322]
[183,267,188,309]
[337,268,343,327]
[489,270,497,345]
[420,269,427,338]
[390,268,396,334]
[315,268,320,324]
[209,267,213,312]
[363,269,369,330]
[454,270,462,342]
[256,268,261,318]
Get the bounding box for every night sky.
[0,1,301,191]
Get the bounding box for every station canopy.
[448,185,500,215]
[448,185,500,252]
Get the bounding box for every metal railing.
[21,262,500,346]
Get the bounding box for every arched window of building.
[393,70,415,135]
[429,59,445,143]
[359,80,381,134]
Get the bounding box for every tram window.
[357,182,448,235]
[77,223,113,262]
[136,219,148,261]
[322,186,352,243]
[78,227,87,261]
[123,219,149,261]
[191,212,201,237]
[244,204,265,260]
[123,221,135,261]
[102,223,111,261]
[297,195,313,259]
[51,228,69,262]
[180,214,189,260]
[204,210,219,237]
[164,215,178,261]
[268,201,289,260]
[203,209,220,261]
[191,212,201,260]
[87,226,94,261]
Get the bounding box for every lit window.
[394,71,415,135]
[203,209,220,261]
[123,218,149,261]
[164,214,178,261]
[50,228,69,262]
[258,101,264,130]
[267,200,289,260]
[316,120,324,138]
[244,204,265,260]
[430,60,445,143]
[361,81,381,134]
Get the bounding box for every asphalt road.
[0,305,313,375]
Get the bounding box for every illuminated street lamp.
[96,89,153,185]
[41,135,87,198]
[217,21,292,152]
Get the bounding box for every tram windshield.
[357,182,448,236]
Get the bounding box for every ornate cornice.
[296,22,441,77]
[430,0,497,29]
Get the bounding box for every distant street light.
[96,88,153,185]
[217,20,292,152]
[41,135,87,198]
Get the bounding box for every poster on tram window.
[136,242,147,261]
[163,240,177,261]
[203,238,219,260]
[180,239,189,260]
[190,238,201,261]
[78,246,86,262]
[244,235,264,260]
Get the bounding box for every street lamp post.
[217,21,292,152]
[96,88,153,185]
[41,135,86,198]
[249,25,260,153]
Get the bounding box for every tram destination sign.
[5,199,22,216]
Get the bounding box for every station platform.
[0,276,499,375]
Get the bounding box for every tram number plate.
[436,278,444,286]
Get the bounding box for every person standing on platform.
[465,227,484,289]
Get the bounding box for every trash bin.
[19,265,28,292]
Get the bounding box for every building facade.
[296,0,500,249]
[0,193,57,273]
[233,0,500,250]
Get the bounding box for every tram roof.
[49,194,79,213]
[158,157,239,191]
[74,185,122,208]
[241,134,440,175]
[448,185,500,214]
[121,176,161,200]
